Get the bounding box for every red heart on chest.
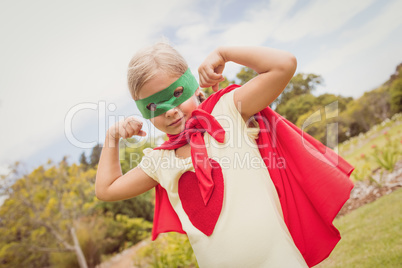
[178,158,224,236]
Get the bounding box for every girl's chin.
[166,117,188,135]
[167,125,186,135]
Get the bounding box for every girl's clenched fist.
[107,116,146,141]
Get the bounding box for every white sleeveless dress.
[139,89,308,268]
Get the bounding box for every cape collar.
[155,109,225,205]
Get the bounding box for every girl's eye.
[146,103,157,111]
[173,87,184,98]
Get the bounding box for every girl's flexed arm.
[198,46,297,122]
[95,116,158,202]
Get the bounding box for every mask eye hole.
[146,103,157,111]
[173,86,184,98]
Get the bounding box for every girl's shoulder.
[139,147,193,184]
[210,86,242,120]
[143,147,157,156]
[142,147,172,159]
[142,147,192,163]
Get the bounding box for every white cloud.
[220,0,297,46]
[216,0,375,45]
[176,24,210,43]
[273,0,376,42]
[0,0,190,165]
[304,0,402,77]
[316,33,402,98]
[172,0,299,79]
[303,1,402,97]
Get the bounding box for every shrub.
[369,132,401,173]
[134,233,198,268]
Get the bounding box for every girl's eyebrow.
[157,94,175,104]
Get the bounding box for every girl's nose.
[165,107,180,117]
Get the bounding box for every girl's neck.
[174,144,191,159]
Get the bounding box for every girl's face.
[138,71,201,135]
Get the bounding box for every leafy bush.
[134,233,198,268]
[115,214,153,247]
[369,132,402,173]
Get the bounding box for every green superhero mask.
[135,69,199,119]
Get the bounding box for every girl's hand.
[107,116,146,141]
[210,46,296,123]
[198,48,226,92]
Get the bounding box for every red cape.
[151,85,354,267]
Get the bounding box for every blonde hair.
[127,41,188,100]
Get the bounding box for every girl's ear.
[195,88,206,103]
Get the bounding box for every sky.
[0,0,402,174]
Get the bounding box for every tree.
[388,63,402,84]
[274,73,323,109]
[390,78,402,114]
[236,67,257,85]
[79,152,89,170]
[201,76,235,98]
[294,94,353,146]
[276,93,317,123]
[0,161,97,268]
[201,86,215,98]
[343,88,391,137]
[218,76,234,90]
[89,144,102,168]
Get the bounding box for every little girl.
[96,42,354,267]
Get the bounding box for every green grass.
[342,123,401,160]
[337,117,402,181]
[316,188,402,268]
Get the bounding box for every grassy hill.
[316,188,402,267]
[315,114,402,267]
[337,113,402,182]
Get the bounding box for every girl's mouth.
[169,117,184,126]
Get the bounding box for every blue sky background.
[1,0,402,174]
